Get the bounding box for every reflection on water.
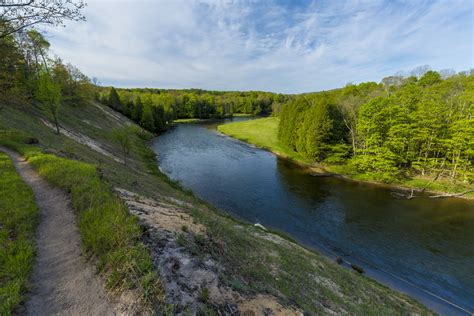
[151,118,474,315]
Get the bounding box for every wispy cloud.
[43,0,473,93]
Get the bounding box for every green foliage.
[132,96,144,122]
[278,73,474,182]
[141,102,156,132]
[98,88,290,133]
[325,143,351,164]
[418,70,442,87]
[36,72,62,133]
[0,153,38,315]
[0,30,27,107]
[108,87,123,112]
[279,95,348,161]
[0,21,95,115]
[112,127,132,165]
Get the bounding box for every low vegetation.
[180,205,432,314]
[0,128,164,310]
[219,117,309,163]
[0,152,38,314]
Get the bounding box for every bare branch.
[0,0,34,8]
[0,0,86,37]
[429,190,474,199]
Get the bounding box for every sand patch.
[115,188,205,235]
[41,118,123,163]
[115,188,304,315]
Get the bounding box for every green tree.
[132,96,143,122]
[108,87,123,113]
[418,71,442,87]
[36,72,61,134]
[112,127,132,165]
[151,105,166,132]
[141,101,155,132]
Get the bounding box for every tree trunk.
[52,112,60,135]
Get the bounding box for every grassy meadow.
[218,117,311,163]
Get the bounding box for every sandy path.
[0,146,117,315]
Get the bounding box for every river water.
[151,117,474,315]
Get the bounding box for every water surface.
[151,118,474,315]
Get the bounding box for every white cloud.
[43,0,474,93]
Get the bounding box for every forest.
[98,87,288,133]
[278,71,474,182]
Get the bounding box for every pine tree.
[132,96,143,122]
[108,87,123,113]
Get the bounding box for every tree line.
[1,7,95,134]
[278,71,474,182]
[98,87,289,133]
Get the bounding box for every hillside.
[0,101,433,314]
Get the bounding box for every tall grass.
[0,127,164,310]
[0,153,38,315]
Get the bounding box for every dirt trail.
[0,146,118,315]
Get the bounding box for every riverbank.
[218,117,474,199]
[173,113,254,124]
[0,101,436,314]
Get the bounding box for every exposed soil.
[41,118,123,163]
[116,188,304,316]
[0,146,120,315]
[93,101,132,124]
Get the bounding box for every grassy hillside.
[219,117,474,198]
[0,109,164,311]
[0,102,433,314]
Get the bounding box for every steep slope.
[0,101,433,314]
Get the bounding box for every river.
[151,117,474,315]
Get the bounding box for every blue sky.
[45,0,473,93]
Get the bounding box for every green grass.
[219,117,474,198]
[176,205,432,314]
[0,127,164,311]
[218,117,311,164]
[0,152,38,315]
[232,113,254,117]
[173,118,202,123]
